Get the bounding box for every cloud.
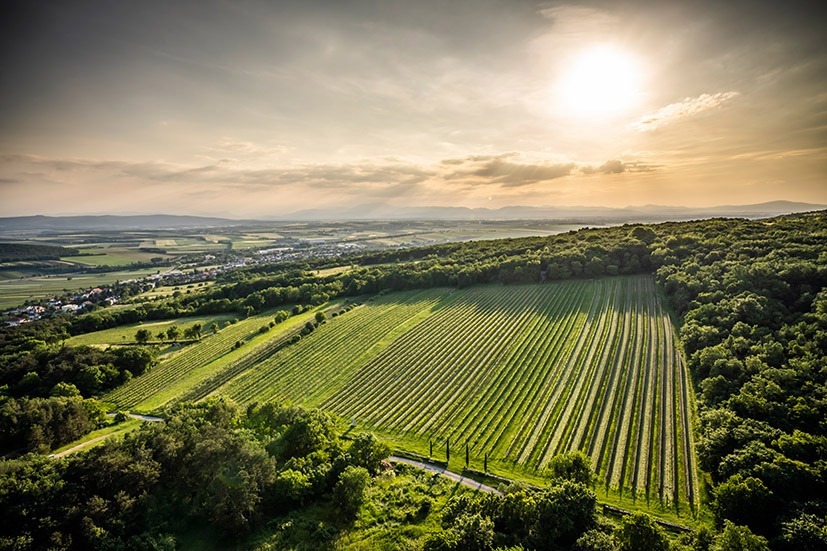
[580,160,660,175]
[0,153,433,192]
[1,151,667,217]
[443,154,575,186]
[634,92,740,131]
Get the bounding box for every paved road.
[389,456,502,495]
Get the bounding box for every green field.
[67,313,239,347]
[106,276,698,517]
[104,303,341,410]
[0,267,165,310]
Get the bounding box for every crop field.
[0,267,165,310]
[105,276,698,515]
[103,302,344,410]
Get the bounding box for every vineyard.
[104,304,332,410]
[106,276,698,514]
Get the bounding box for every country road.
[50,414,165,458]
[388,455,502,495]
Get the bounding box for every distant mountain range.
[0,201,823,231]
[277,200,826,222]
[0,214,259,232]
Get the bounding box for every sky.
[1,0,825,218]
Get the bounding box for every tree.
[548,450,596,487]
[425,512,495,551]
[315,311,326,323]
[532,480,597,548]
[347,433,390,474]
[135,328,151,344]
[711,475,775,531]
[333,466,370,519]
[184,323,202,340]
[779,514,827,551]
[575,529,618,551]
[209,322,219,334]
[617,513,669,551]
[49,382,81,397]
[166,325,180,343]
[712,520,769,551]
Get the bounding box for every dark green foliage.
[345,433,391,474]
[779,513,827,550]
[0,343,156,398]
[434,478,596,551]
[425,512,495,551]
[332,465,370,519]
[0,395,105,453]
[616,512,669,551]
[531,480,597,548]
[134,328,151,344]
[712,521,770,551]
[0,400,392,548]
[575,529,619,551]
[653,213,827,540]
[0,242,80,262]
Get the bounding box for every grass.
[315,265,353,277]
[103,303,342,412]
[66,313,238,346]
[242,463,469,551]
[129,281,215,301]
[50,419,142,456]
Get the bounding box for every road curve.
[389,455,503,495]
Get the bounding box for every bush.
[333,466,370,519]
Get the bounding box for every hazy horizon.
[2,0,825,218]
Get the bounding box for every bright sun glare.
[556,45,643,120]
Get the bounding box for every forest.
[0,210,825,549]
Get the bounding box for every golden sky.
[1,0,825,217]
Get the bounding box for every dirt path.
[50,433,122,458]
[388,456,502,495]
[51,414,165,458]
[105,412,165,422]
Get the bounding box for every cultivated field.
[105,276,698,515]
[103,302,343,410]
[0,267,165,310]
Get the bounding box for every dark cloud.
[443,154,575,186]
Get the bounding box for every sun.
[555,45,644,120]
